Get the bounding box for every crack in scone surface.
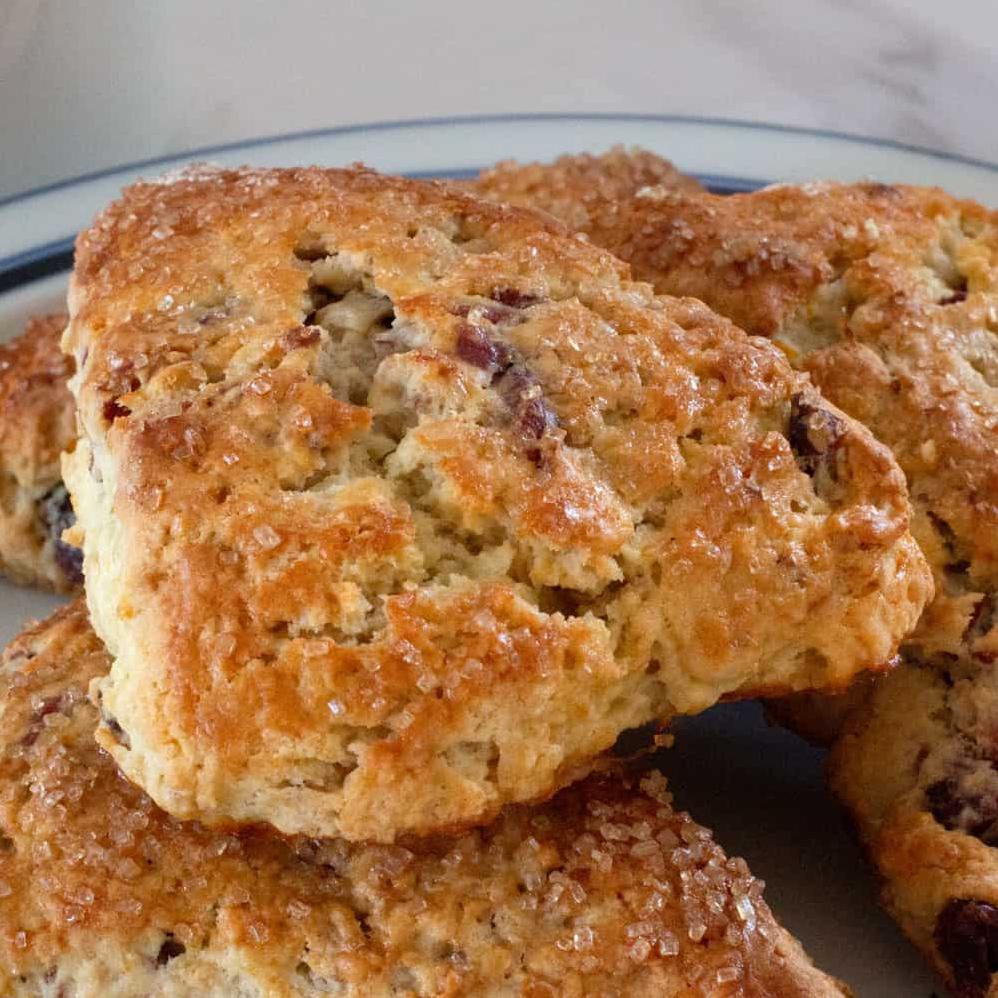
[63,166,929,841]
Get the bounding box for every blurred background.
[2,0,997,199]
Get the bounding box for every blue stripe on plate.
[0,239,75,294]
[3,111,996,210]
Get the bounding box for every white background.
[3,0,998,198]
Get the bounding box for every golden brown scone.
[476,157,998,994]
[63,165,929,841]
[475,163,996,721]
[469,146,702,231]
[0,602,849,998]
[0,313,80,592]
[830,659,998,998]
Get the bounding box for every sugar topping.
[0,602,838,995]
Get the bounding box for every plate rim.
[5,111,998,212]
[6,110,998,295]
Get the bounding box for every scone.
[474,159,997,737]
[0,602,849,998]
[467,146,702,232]
[63,165,930,841]
[830,659,998,998]
[0,313,80,592]
[474,156,998,993]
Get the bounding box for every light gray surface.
[2,0,998,199]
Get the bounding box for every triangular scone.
[63,166,930,840]
[473,161,995,679]
[0,601,849,997]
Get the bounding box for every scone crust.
[830,664,998,998]
[469,146,703,231]
[0,313,78,592]
[476,172,995,663]
[64,165,929,840]
[0,602,848,998]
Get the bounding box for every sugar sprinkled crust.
[63,165,929,841]
[474,162,994,673]
[0,314,80,592]
[468,146,703,232]
[0,601,849,998]
[474,153,998,994]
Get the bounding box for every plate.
[5,113,997,996]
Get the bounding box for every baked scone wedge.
[0,313,80,592]
[63,165,929,841]
[0,602,849,998]
[474,156,998,993]
[473,158,997,738]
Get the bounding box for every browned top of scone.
[471,146,702,231]
[63,165,928,841]
[475,162,995,665]
[0,602,846,998]
[0,313,73,492]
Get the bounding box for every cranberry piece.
[787,394,844,479]
[54,543,84,586]
[941,289,969,305]
[495,368,557,465]
[455,324,510,374]
[925,777,998,843]
[518,395,557,441]
[927,778,969,830]
[935,899,998,997]
[966,595,996,664]
[38,485,83,586]
[103,398,131,423]
[156,935,186,966]
[491,287,542,309]
[453,318,558,463]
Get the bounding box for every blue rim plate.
[1,113,990,998]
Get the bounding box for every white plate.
[5,113,996,997]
